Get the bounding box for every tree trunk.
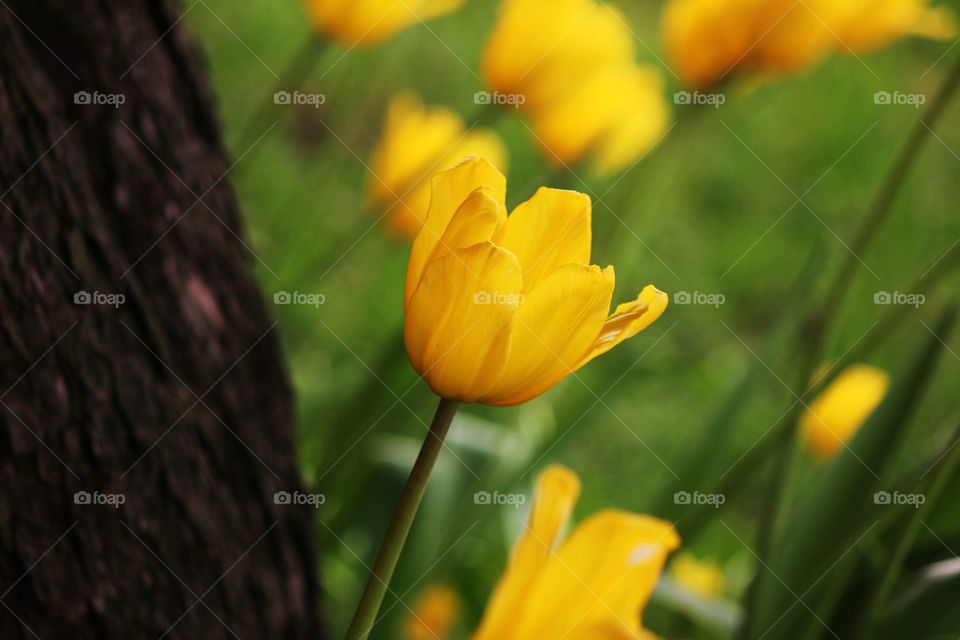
[0,1,320,638]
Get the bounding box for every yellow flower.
[669,552,726,599]
[531,65,669,175]
[800,364,890,460]
[304,0,463,46]
[481,0,668,174]
[472,465,680,640]
[404,585,460,640]
[403,157,668,406]
[482,0,634,111]
[661,0,955,88]
[367,92,508,237]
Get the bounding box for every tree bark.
[0,1,320,638]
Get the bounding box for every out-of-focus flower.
[367,92,508,237]
[669,552,726,599]
[304,0,464,46]
[404,585,460,640]
[662,0,956,88]
[531,65,669,175]
[471,465,680,639]
[481,0,669,174]
[403,157,668,406]
[800,364,890,459]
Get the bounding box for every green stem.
[343,397,460,640]
[739,53,960,639]
[854,418,960,639]
[234,34,329,151]
[810,51,960,333]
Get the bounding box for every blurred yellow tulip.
[472,465,679,639]
[481,0,669,174]
[304,0,463,46]
[662,0,956,88]
[531,65,670,175]
[367,92,508,237]
[404,585,460,640]
[800,364,890,459]
[482,0,634,111]
[669,552,726,598]
[403,157,668,406]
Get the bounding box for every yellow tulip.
[404,585,460,640]
[304,0,463,46]
[531,64,670,175]
[403,157,668,406]
[661,0,955,88]
[367,93,508,237]
[482,0,634,111]
[800,364,890,460]
[482,0,668,174]
[826,0,956,51]
[472,465,680,640]
[669,552,726,599]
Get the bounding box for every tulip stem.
[807,51,960,348]
[738,52,960,640]
[344,397,461,640]
[235,34,330,151]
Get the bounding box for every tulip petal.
[406,158,507,306]
[495,187,593,292]
[428,187,507,264]
[577,285,668,369]
[511,510,679,638]
[481,264,614,406]
[472,465,581,640]
[405,241,521,402]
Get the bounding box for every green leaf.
[742,305,956,640]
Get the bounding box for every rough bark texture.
[0,1,320,637]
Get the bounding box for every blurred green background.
[186,1,960,637]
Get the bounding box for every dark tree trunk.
[0,1,320,638]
